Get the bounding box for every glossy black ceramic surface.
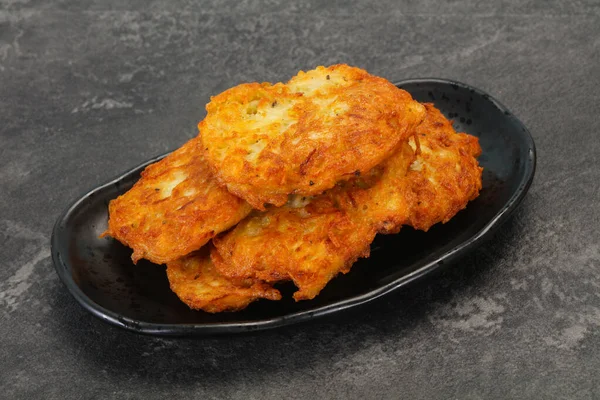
[51,79,536,336]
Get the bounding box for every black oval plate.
[51,79,536,336]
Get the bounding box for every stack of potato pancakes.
[103,64,483,313]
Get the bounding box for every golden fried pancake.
[199,64,426,209]
[407,104,482,230]
[212,105,482,302]
[166,247,281,313]
[363,103,483,233]
[103,136,252,265]
[211,200,378,301]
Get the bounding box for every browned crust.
[103,136,252,264]
[199,64,426,209]
[166,247,281,313]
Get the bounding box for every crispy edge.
[166,247,281,313]
[404,103,483,231]
[103,136,252,264]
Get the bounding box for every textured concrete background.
[1,1,599,398]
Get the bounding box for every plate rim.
[51,78,537,336]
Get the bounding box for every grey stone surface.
[1,0,599,398]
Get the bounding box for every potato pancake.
[366,103,483,233]
[212,105,482,302]
[211,199,379,302]
[166,247,281,313]
[199,64,426,209]
[103,136,252,265]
